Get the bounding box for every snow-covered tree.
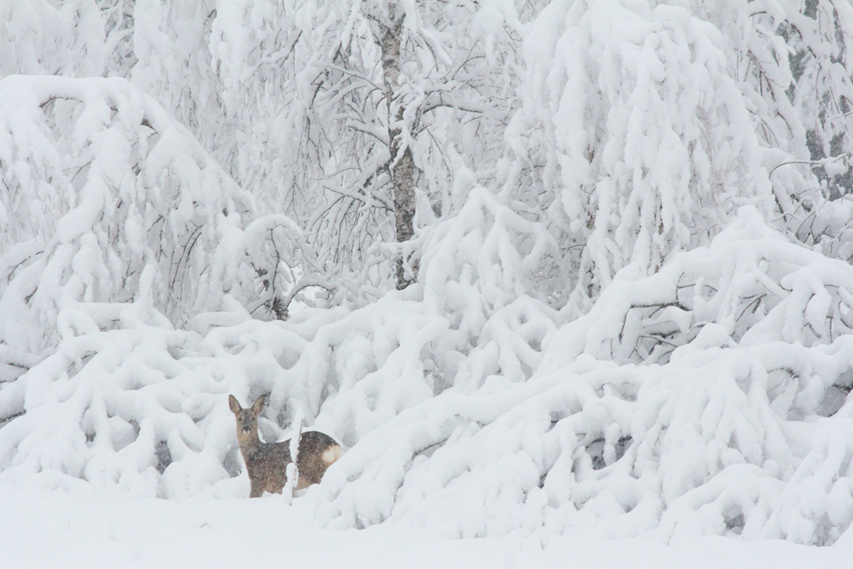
[0,0,107,78]
[0,74,254,358]
[504,0,773,313]
[776,0,853,253]
[313,207,853,545]
[205,0,525,291]
[1,0,530,295]
[673,0,853,250]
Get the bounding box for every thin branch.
[279,278,335,319]
[768,153,849,177]
[240,30,303,84]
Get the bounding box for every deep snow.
[1,483,849,569]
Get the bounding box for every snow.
[1,483,850,569]
[15,205,853,542]
[3,0,853,563]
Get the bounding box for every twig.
[768,153,849,178]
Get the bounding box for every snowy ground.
[1,484,849,569]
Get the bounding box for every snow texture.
[2,0,853,552]
[505,0,775,310]
[2,484,846,569]
[0,75,254,356]
[3,189,853,544]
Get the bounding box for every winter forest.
[2,0,853,552]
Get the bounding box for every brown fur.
[229,394,342,498]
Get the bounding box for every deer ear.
[228,395,241,415]
[251,395,266,415]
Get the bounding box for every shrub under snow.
[312,205,853,545]
[0,74,253,362]
[2,193,853,545]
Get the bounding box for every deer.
[228,394,342,498]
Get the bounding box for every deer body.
[229,395,342,498]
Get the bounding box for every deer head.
[229,394,265,446]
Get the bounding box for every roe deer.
[229,394,342,498]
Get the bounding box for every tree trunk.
[381,4,418,290]
[392,145,417,289]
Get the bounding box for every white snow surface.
[1,483,850,568]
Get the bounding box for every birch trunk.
[381,4,418,290]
